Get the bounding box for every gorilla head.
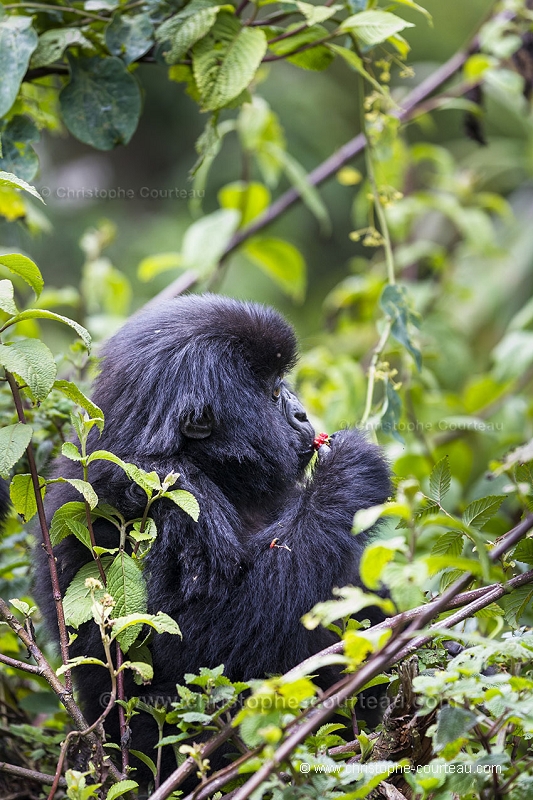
[34,293,390,783]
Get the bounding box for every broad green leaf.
[111,611,181,638]
[10,598,36,616]
[434,706,477,750]
[62,559,111,628]
[162,489,200,521]
[295,2,341,24]
[380,284,421,371]
[106,780,140,800]
[192,14,267,111]
[0,17,38,117]
[129,750,157,778]
[62,478,99,509]
[0,424,33,477]
[0,339,57,401]
[0,279,17,315]
[431,531,464,558]
[352,504,385,535]
[360,539,404,589]
[429,456,451,505]
[3,309,91,350]
[107,552,147,651]
[88,450,161,496]
[0,253,43,297]
[62,442,83,461]
[0,116,40,182]
[60,54,142,150]
[57,656,107,674]
[218,181,271,227]
[156,4,220,64]
[30,28,90,69]
[0,171,43,203]
[182,208,240,273]
[54,380,104,430]
[501,584,533,627]
[10,473,45,522]
[269,24,334,72]
[137,252,182,282]
[244,237,306,302]
[50,502,89,545]
[106,13,154,65]
[340,10,414,46]
[462,495,505,529]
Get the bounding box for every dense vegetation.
[1,0,533,798]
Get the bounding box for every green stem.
[5,2,108,20]
[359,318,391,429]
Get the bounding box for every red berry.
[313,432,330,450]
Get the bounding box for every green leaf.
[106,13,154,65]
[434,706,477,750]
[106,780,140,800]
[462,495,505,530]
[0,424,33,477]
[182,208,240,274]
[0,253,44,297]
[129,750,157,778]
[380,380,403,443]
[0,171,43,203]
[137,252,182,282]
[60,54,142,150]
[50,502,89,545]
[431,531,464,558]
[0,17,38,117]
[192,14,267,111]
[218,181,271,227]
[328,44,384,94]
[107,552,147,651]
[63,559,111,628]
[269,24,334,72]
[111,610,181,639]
[62,442,83,461]
[3,309,91,350]
[162,489,200,521]
[360,539,404,589]
[54,380,104,430]
[10,473,45,522]
[295,2,341,25]
[156,2,221,64]
[429,456,451,505]
[501,584,533,627]
[0,339,57,401]
[340,10,414,46]
[30,27,90,69]
[243,237,306,302]
[380,284,421,370]
[0,279,18,315]
[0,116,40,182]
[61,478,99,509]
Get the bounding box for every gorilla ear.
[180,408,214,439]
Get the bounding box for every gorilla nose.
[294,410,308,422]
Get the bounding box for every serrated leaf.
[60,54,141,150]
[462,495,505,529]
[501,584,533,626]
[156,4,220,64]
[0,116,40,182]
[111,611,181,638]
[431,531,464,558]
[107,552,147,651]
[50,502,89,545]
[106,13,154,64]
[0,424,33,477]
[9,473,45,522]
[192,14,267,111]
[106,779,140,800]
[31,27,90,69]
[0,17,38,117]
[430,456,451,505]
[54,380,104,430]
[62,559,111,628]
[3,309,91,350]
[163,489,200,521]
[243,237,306,301]
[0,253,44,297]
[269,23,334,71]
[340,10,414,46]
[60,478,98,509]
[0,339,57,401]
[0,279,18,315]
[434,706,477,749]
[380,284,421,371]
[0,171,43,203]
[62,442,83,461]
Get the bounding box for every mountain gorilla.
[0,480,8,526]
[34,294,390,780]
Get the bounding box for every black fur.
[34,294,390,780]
[0,479,8,525]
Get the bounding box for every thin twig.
[0,762,66,787]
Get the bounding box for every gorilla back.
[34,294,390,776]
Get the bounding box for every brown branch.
[0,762,66,788]
[5,372,72,690]
[0,651,40,674]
